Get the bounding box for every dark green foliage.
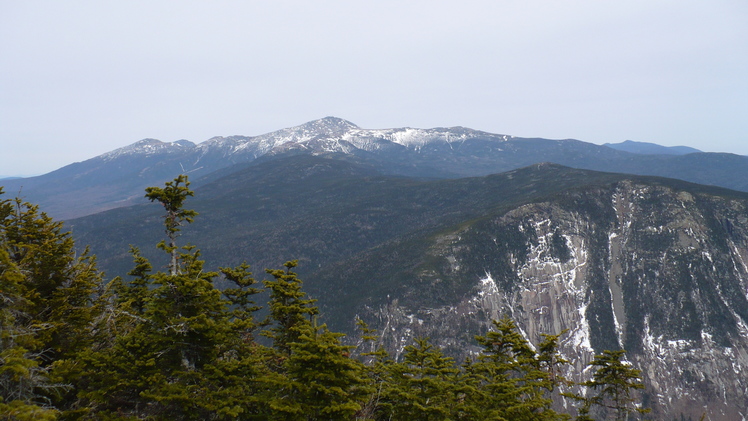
[114,246,152,315]
[144,174,198,235]
[550,229,572,262]
[378,338,460,421]
[572,350,650,421]
[264,322,369,420]
[466,317,566,420]
[262,261,319,356]
[144,174,198,275]
[260,261,370,420]
[0,245,60,421]
[352,318,582,421]
[353,319,391,420]
[0,195,102,361]
[0,189,103,418]
[72,177,269,420]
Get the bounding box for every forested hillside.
[63,157,748,419]
[0,180,649,420]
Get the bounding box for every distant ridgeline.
[1,117,746,220]
[603,139,702,155]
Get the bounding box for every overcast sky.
[2,1,747,176]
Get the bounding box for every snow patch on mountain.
[100,138,196,161]
[87,116,522,169]
[342,126,504,150]
[180,117,513,158]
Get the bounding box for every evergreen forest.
[0,176,649,420]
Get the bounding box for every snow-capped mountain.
[100,138,197,161]
[197,117,507,156]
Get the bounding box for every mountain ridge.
[604,139,702,155]
[3,116,748,221]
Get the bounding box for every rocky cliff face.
[360,180,748,420]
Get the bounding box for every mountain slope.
[69,156,603,277]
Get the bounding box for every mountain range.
[3,117,748,419]
[2,117,747,220]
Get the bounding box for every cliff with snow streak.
[356,179,748,420]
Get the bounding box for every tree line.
[0,176,649,420]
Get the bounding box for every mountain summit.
[101,138,197,161]
[197,116,506,158]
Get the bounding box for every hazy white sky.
[2,1,747,176]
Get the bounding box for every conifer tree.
[191,262,268,420]
[468,317,565,420]
[455,356,486,420]
[379,337,460,421]
[575,350,650,421]
[0,194,102,363]
[536,331,570,394]
[266,321,369,420]
[76,176,266,420]
[144,174,197,276]
[0,189,103,416]
[354,318,393,420]
[260,262,371,420]
[113,246,153,316]
[0,247,59,421]
[262,261,318,357]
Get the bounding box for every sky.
[1,1,747,177]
